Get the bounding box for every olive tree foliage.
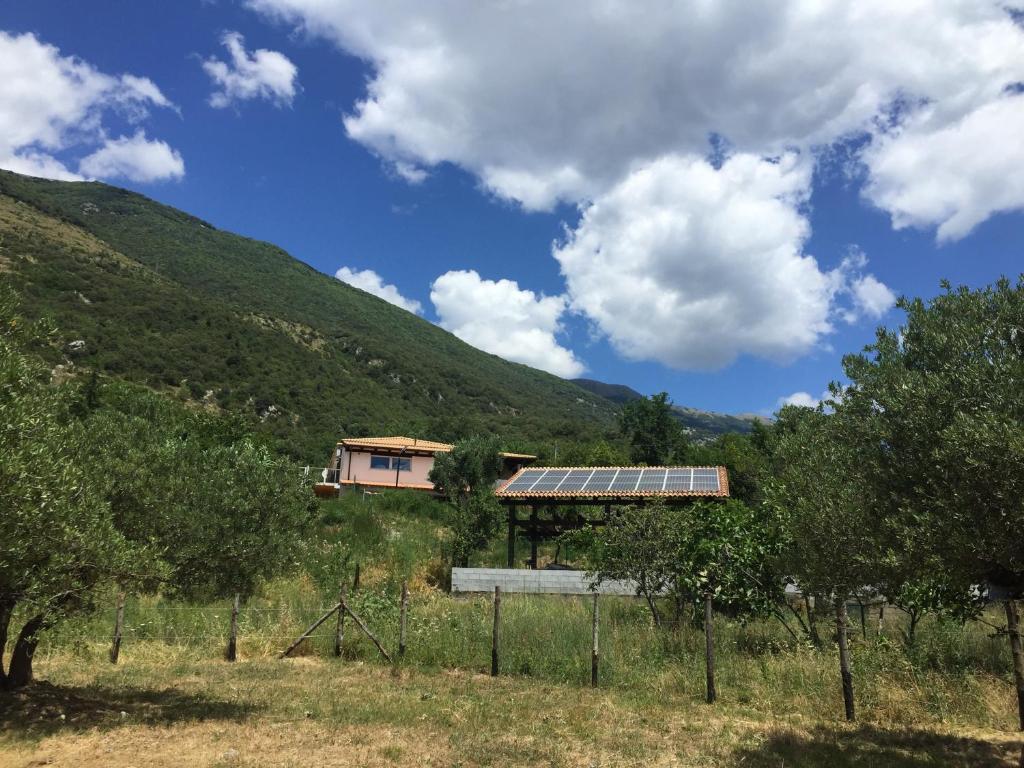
[619,392,689,465]
[428,435,504,568]
[0,294,143,688]
[569,499,781,627]
[80,386,318,602]
[837,278,1024,729]
[0,290,316,688]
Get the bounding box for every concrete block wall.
[451,567,639,596]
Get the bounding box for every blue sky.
[3,1,1023,417]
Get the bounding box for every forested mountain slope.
[0,170,616,462]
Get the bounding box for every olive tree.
[838,278,1024,730]
[429,435,504,568]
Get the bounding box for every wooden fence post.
[704,591,716,704]
[399,581,409,659]
[280,603,342,659]
[353,563,361,592]
[591,592,599,687]
[226,593,240,662]
[340,596,392,663]
[1004,599,1024,732]
[109,591,126,664]
[837,598,856,721]
[334,584,346,658]
[491,586,501,677]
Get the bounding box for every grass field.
[3,493,1023,766]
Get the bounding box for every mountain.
[571,378,763,441]
[0,170,617,462]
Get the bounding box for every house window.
[370,455,412,471]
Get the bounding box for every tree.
[429,435,504,568]
[0,293,145,688]
[619,393,688,465]
[764,405,879,721]
[837,278,1024,729]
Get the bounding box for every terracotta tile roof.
[337,436,535,460]
[494,466,730,499]
[339,436,453,452]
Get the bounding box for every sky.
[2,1,1023,417]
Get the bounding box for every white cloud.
[553,153,887,369]
[430,270,585,378]
[247,1,1023,367]
[79,131,184,183]
[248,1,1024,214]
[335,266,422,314]
[0,31,179,182]
[851,274,897,320]
[203,31,299,109]
[779,391,821,409]
[862,95,1024,241]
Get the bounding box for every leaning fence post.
[399,581,409,659]
[491,586,501,677]
[591,592,599,687]
[109,591,126,664]
[334,584,346,658]
[226,593,240,662]
[704,591,716,704]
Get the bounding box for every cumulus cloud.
[0,30,179,182]
[430,270,585,378]
[248,1,1024,214]
[779,391,821,409]
[335,266,422,314]
[203,31,299,109]
[553,153,884,369]
[247,1,1023,367]
[79,132,184,182]
[862,95,1024,241]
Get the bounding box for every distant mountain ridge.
[571,378,763,441]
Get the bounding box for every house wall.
[342,449,436,487]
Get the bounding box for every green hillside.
[0,170,617,462]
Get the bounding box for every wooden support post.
[280,603,341,659]
[859,601,867,640]
[334,584,346,658]
[340,596,392,663]
[399,581,409,659]
[1005,599,1024,732]
[491,586,501,677]
[507,507,517,568]
[529,506,539,569]
[352,563,361,592]
[591,592,599,687]
[704,591,716,704]
[877,601,885,635]
[109,591,125,664]
[226,593,240,662]
[836,598,855,721]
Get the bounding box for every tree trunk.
[836,599,855,722]
[0,598,14,686]
[6,614,45,689]
[1004,599,1024,732]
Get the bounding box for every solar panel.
[691,468,720,491]
[609,469,642,492]
[501,469,547,492]
[636,468,667,491]
[581,469,618,493]
[554,469,594,493]
[528,469,571,491]
[664,469,693,491]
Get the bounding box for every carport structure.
[494,465,730,568]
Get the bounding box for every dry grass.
[2,648,1022,768]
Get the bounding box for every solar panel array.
[497,467,722,496]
